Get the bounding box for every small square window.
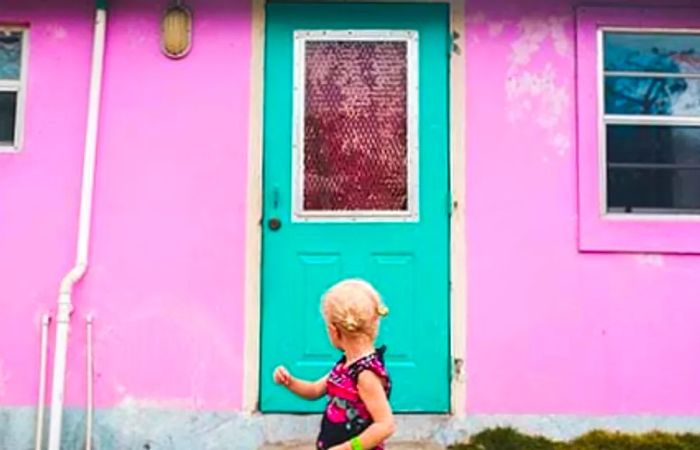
[602,31,700,215]
[0,28,27,151]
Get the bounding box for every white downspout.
[47,3,107,450]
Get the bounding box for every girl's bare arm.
[330,370,395,450]
[273,366,327,400]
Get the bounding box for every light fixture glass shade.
[162,4,192,59]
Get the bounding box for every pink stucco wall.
[465,0,700,414]
[0,0,251,410]
[1,0,94,406]
[2,0,700,419]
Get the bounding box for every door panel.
[260,2,450,413]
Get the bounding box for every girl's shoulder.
[347,346,391,393]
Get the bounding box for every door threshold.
[257,413,457,447]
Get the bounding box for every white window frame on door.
[0,27,29,153]
[291,29,420,222]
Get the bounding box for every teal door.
[260,2,450,413]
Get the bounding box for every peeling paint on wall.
[509,16,571,68]
[45,23,68,40]
[506,66,567,127]
[506,16,572,157]
[488,22,505,37]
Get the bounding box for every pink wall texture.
[2,0,700,422]
[1,0,94,406]
[464,0,700,414]
[0,0,251,411]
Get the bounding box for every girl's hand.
[273,365,292,386]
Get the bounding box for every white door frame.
[243,0,467,415]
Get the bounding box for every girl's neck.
[343,340,376,365]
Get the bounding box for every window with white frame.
[602,30,700,215]
[0,28,27,151]
[292,30,419,222]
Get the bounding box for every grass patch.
[449,427,700,450]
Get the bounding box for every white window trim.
[291,29,420,223]
[597,26,700,221]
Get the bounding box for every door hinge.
[452,357,465,382]
[451,30,461,56]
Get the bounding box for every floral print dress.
[316,346,391,450]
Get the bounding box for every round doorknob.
[268,217,282,231]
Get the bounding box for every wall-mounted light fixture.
[161,1,192,59]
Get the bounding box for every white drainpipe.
[47,3,107,450]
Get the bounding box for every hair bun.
[340,315,361,332]
[377,304,389,317]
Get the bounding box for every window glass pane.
[0,91,17,144]
[605,76,700,116]
[303,40,409,212]
[607,125,700,164]
[608,167,700,213]
[0,32,22,80]
[607,124,700,213]
[604,32,700,74]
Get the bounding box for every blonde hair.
[322,279,389,338]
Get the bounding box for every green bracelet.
[350,437,363,450]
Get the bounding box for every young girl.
[273,279,395,450]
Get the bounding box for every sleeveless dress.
[316,346,391,450]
